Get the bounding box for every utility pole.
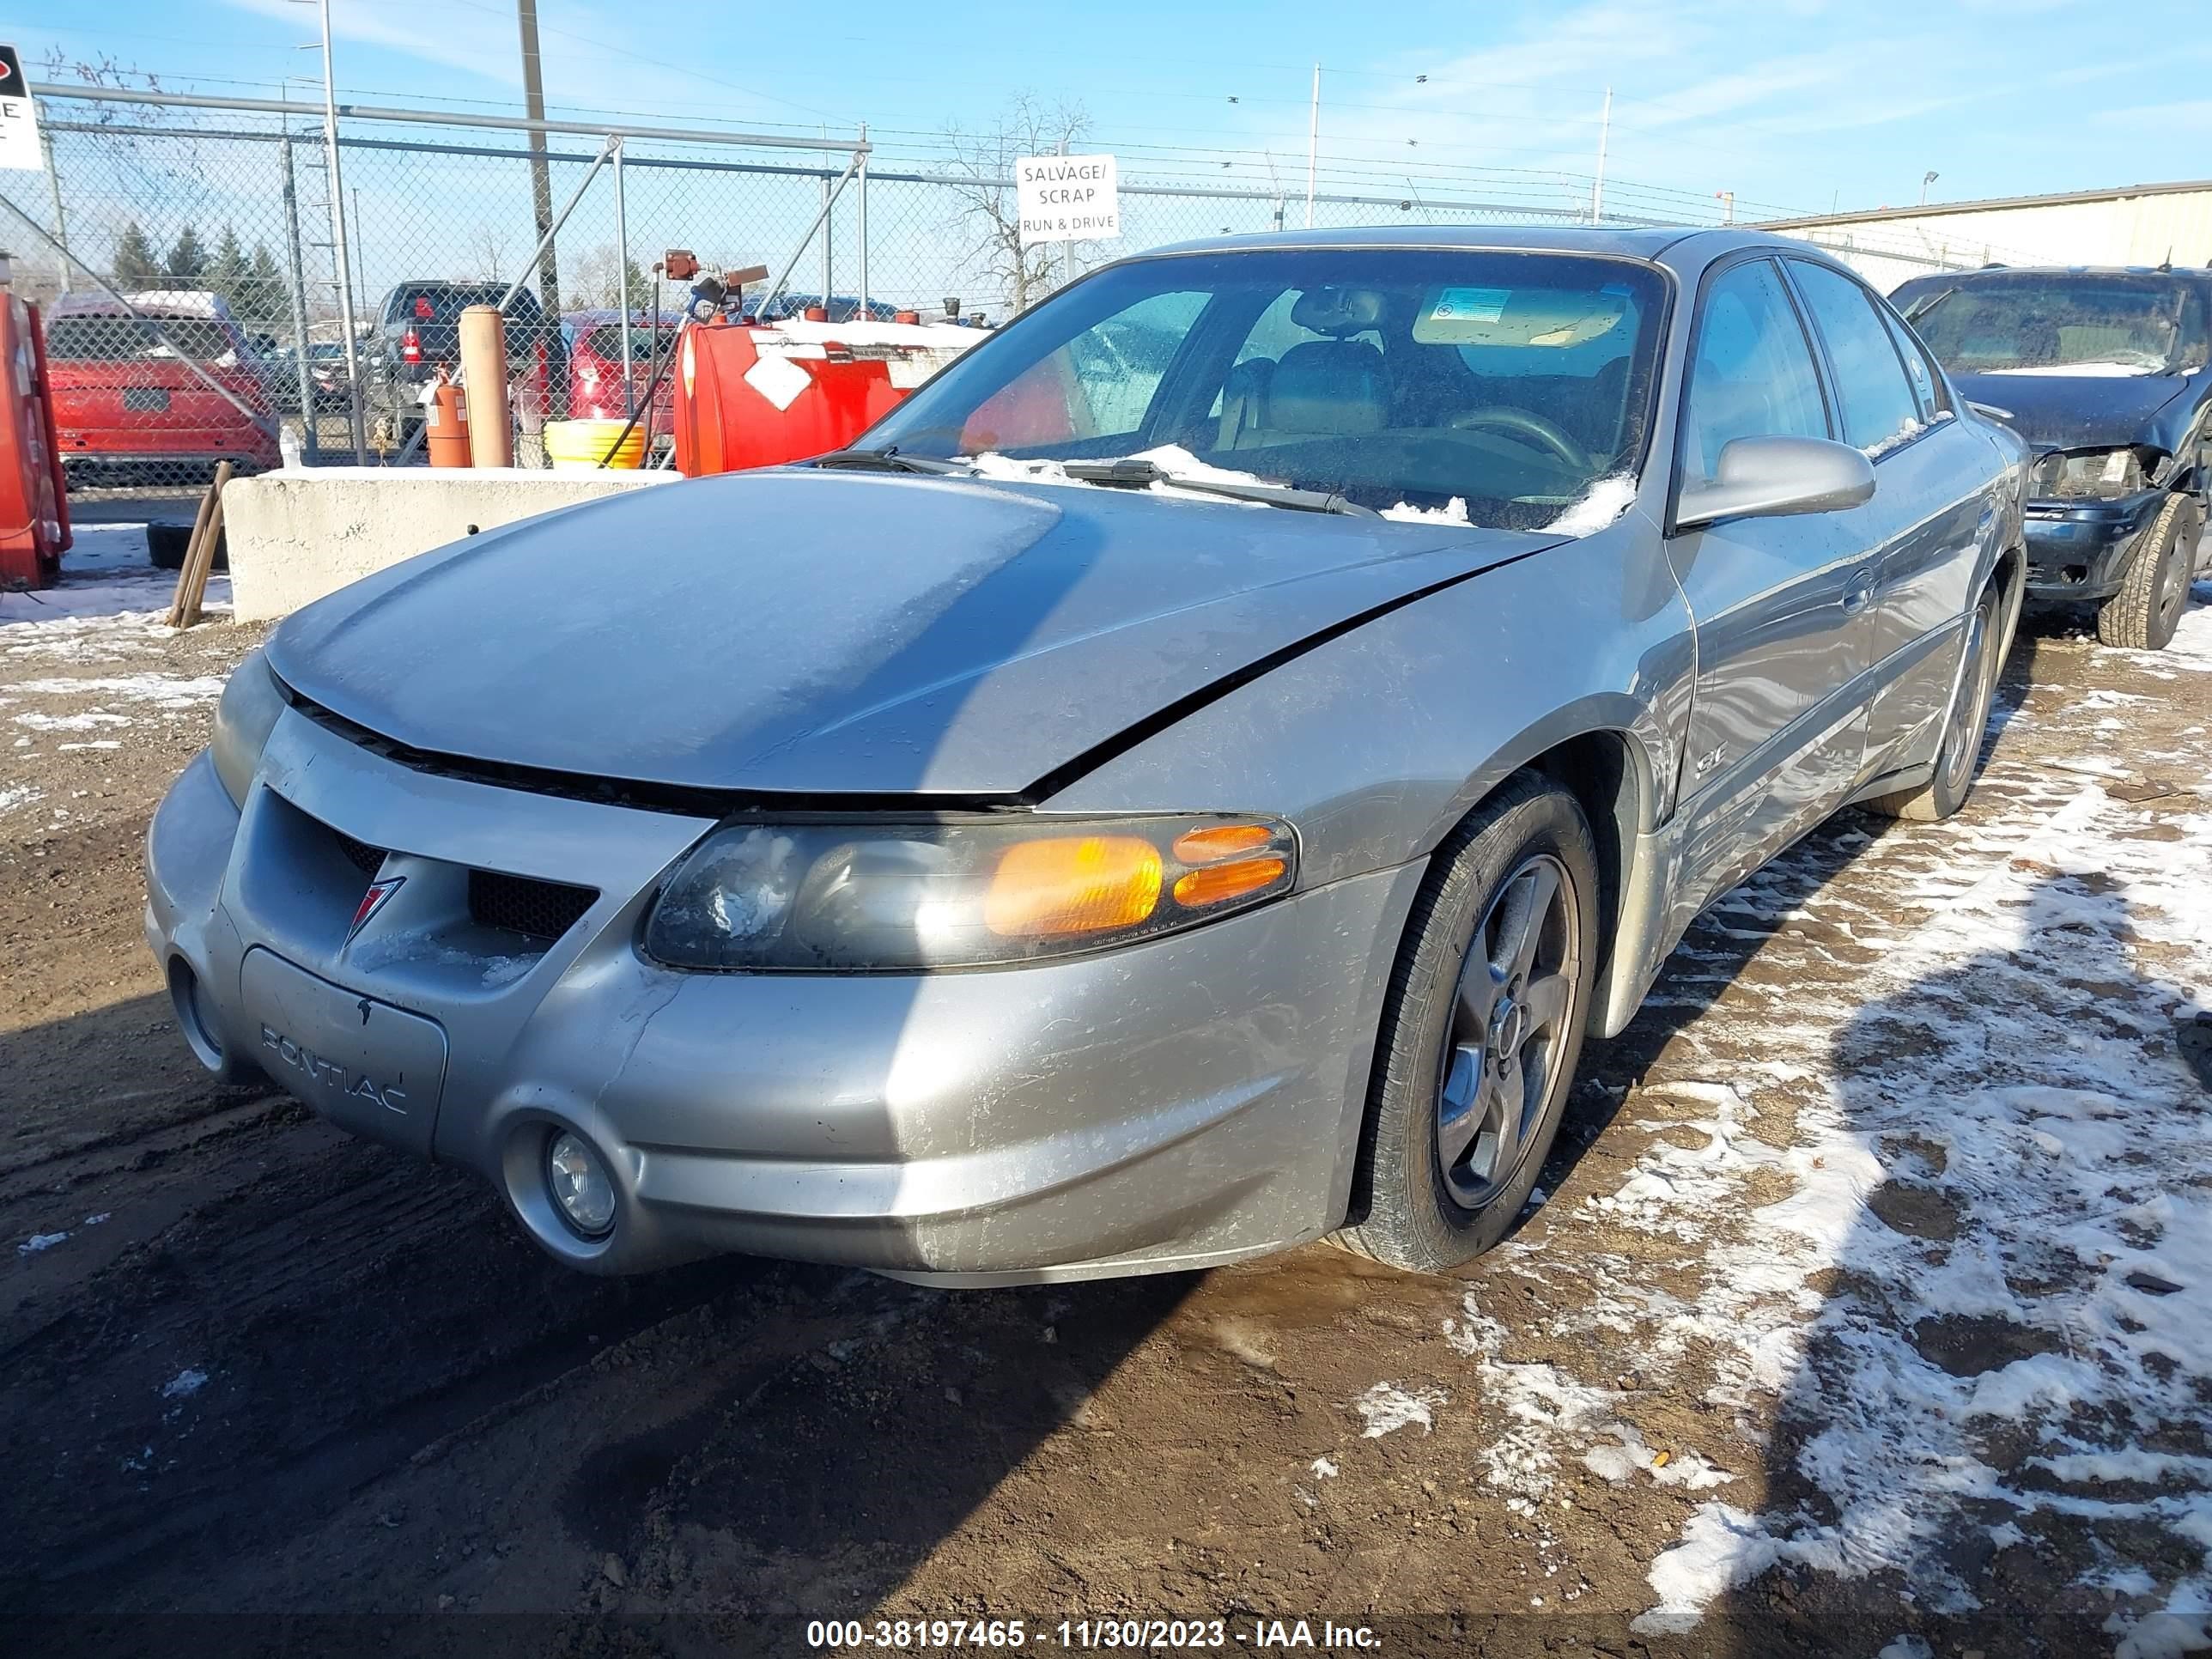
[1305,63,1320,229]
[517,0,565,417]
[1589,86,1612,225]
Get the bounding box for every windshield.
[580,324,676,361]
[860,248,1668,529]
[386,285,538,325]
[46,316,242,364]
[1902,275,2207,376]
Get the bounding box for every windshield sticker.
[1431,287,1510,324]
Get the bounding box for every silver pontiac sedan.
[148,228,2026,1284]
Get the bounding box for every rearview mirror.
[1675,434,1875,530]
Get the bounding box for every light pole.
[1921,170,1939,207]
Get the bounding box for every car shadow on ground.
[1717,855,2212,1656]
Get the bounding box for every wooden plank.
[168,461,234,629]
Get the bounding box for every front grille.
[469,869,598,943]
[332,830,386,877]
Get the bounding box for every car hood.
[270,469,1556,798]
[1951,368,2195,453]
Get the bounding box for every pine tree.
[112,222,162,289]
[164,225,209,286]
[206,223,248,309]
[242,244,283,325]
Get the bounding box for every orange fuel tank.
[0,296,71,587]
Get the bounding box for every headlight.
[2031,447,2150,501]
[210,647,287,806]
[643,814,1297,971]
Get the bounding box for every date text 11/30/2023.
[804,1618,1382,1649]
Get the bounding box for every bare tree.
[940,94,1091,316]
[567,243,649,310]
[466,224,515,284]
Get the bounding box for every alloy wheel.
[1941,592,1997,793]
[1436,853,1580,1210]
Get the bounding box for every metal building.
[1758,178,2212,295]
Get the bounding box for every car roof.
[1893,264,2212,286]
[1127,223,1804,265]
[562,308,677,326]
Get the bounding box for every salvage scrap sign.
[1016,154,1121,245]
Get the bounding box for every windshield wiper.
[810,446,968,476]
[1058,457,1378,517]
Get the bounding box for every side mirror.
[1675,434,1875,530]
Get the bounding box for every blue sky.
[11,0,2212,221]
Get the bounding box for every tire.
[145,522,227,574]
[1867,571,2010,822]
[1337,773,1600,1273]
[2097,493,2199,651]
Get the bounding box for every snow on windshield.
[1547,472,1638,536]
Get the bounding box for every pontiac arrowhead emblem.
[348,875,404,942]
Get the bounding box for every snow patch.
[17,1231,69,1255]
[159,1368,208,1399]
[1382,497,1471,526]
[1352,1382,1446,1437]
[1548,472,1637,536]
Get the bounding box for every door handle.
[1842,568,1876,612]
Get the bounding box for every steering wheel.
[1451,407,1590,471]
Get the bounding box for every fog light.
[546,1132,617,1237]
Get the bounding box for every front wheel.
[2097,493,2199,651]
[1338,774,1599,1273]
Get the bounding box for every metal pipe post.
[39,120,68,294]
[755,155,859,320]
[318,0,366,461]
[279,134,321,461]
[613,137,631,416]
[856,126,868,319]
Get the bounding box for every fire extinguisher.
[425,366,471,469]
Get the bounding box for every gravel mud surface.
[4,546,2209,1659]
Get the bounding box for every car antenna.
[2159,246,2173,272]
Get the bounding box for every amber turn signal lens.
[985,836,1164,938]
[1173,855,1288,908]
[1172,823,1277,864]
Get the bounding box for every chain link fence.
[11,83,2014,496]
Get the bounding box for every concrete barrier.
[223,465,677,623]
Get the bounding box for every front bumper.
[145,712,1420,1283]
[2021,488,2166,600]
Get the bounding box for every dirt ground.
[3,542,2209,1659]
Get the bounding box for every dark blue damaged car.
[1892,264,2212,649]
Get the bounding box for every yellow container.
[543,417,647,471]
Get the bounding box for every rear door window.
[1680,259,1831,483]
[1880,307,1946,420]
[1787,260,1927,453]
[46,317,240,364]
